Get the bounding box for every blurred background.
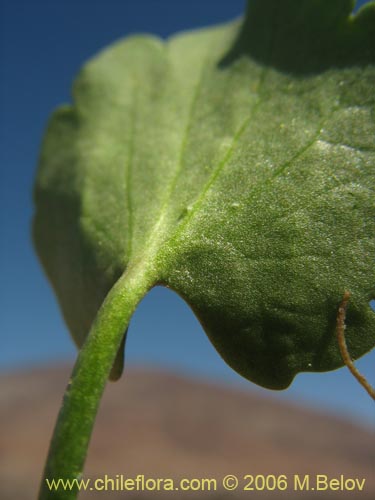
[0,1,374,499]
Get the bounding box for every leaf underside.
[34,0,375,389]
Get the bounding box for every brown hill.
[0,365,374,499]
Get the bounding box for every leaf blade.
[34,0,375,390]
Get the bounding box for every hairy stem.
[39,265,153,500]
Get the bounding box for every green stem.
[39,265,153,500]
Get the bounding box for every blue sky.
[0,0,374,426]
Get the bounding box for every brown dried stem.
[336,291,375,401]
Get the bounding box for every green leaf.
[34,0,375,390]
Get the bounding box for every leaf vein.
[318,139,375,155]
[125,86,138,261]
[171,66,271,236]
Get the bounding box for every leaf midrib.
[123,68,267,277]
